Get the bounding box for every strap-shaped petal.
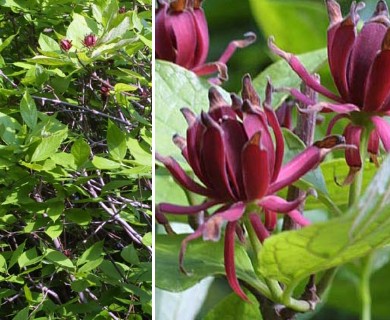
[224,221,249,301]
[155,3,176,62]
[348,21,387,106]
[259,194,306,213]
[242,131,270,201]
[156,153,213,197]
[364,30,390,111]
[158,199,219,215]
[192,8,209,67]
[372,115,390,151]
[344,123,362,167]
[249,213,270,243]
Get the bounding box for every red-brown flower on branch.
[155,0,256,82]
[269,0,390,182]
[60,39,72,51]
[156,75,348,300]
[83,34,97,48]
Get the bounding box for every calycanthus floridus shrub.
[156,0,390,319]
[0,0,151,319]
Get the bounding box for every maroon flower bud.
[156,75,350,300]
[60,39,72,51]
[119,6,126,14]
[156,0,255,82]
[100,84,110,100]
[83,34,97,48]
[269,0,390,183]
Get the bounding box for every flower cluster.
[155,0,255,82]
[156,75,347,300]
[270,0,390,182]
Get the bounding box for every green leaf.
[107,120,127,161]
[252,48,327,108]
[204,291,262,320]
[25,55,72,66]
[92,156,121,169]
[30,128,67,162]
[0,112,21,145]
[45,221,63,239]
[38,33,60,52]
[45,249,74,269]
[18,247,40,268]
[71,279,89,292]
[0,34,16,53]
[9,241,26,269]
[77,241,104,267]
[114,83,137,93]
[142,232,152,247]
[156,234,267,294]
[259,155,390,288]
[46,202,64,222]
[12,306,29,320]
[78,257,104,273]
[66,13,100,48]
[126,138,151,165]
[121,244,140,265]
[71,138,91,168]
[156,60,229,163]
[20,91,38,129]
[0,254,7,272]
[249,0,328,54]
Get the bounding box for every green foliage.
[0,0,151,319]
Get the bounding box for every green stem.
[360,253,374,320]
[348,128,369,208]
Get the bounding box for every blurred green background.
[156,0,390,319]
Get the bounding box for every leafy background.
[0,0,152,319]
[156,0,390,319]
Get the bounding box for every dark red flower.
[269,0,390,182]
[155,0,255,82]
[83,34,97,48]
[60,39,72,51]
[156,75,348,300]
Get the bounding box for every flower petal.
[268,37,344,103]
[242,131,270,200]
[156,153,213,197]
[364,29,390,111]
[259,194,306,213]
[348,19,388,106]
[327,12,356,100]
[287,210,311,227]
[344,123,362,168]
[269,135,347,193]
[200,112,235,200]
[225,221,249,301]
[218,32,256,65]
[158,199,219,215]
[249,213,270,243]
[372,115,390,151]
[192,8,209,67]
[155,4,176,62]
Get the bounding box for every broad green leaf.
[204,291,262,320]
[66,208,92,226]
[101,16,130,43]
[92,156,121,169]
[77,241,104,266]
[46,202,64,222]
[249,0,328,54]
[259,155,390,287]
[114,83,137,93]
[127,138,151,165]
[0,34,16,53]
[156,60,229,162]
[25,56,72,66]
[107,120,127,161]
[45,249,74,269]
[12,307,29,320]
[45,221,63,239]
[142,232,152,247]
[23,284,33,302]
[30,129,67,162]
[0,254,7,272]
[156,234,268,295]
[9,241,26,269]
[121,244,140,265]
[38,33,60,52]
[78,257,104,273]
[20,91,38,129]
[51,152,76,169]
[71,279,89,292]
[252,48,328,108]
[18,248,40,268]
[71,138,91,168]
[66,13,100,48]
[0,112,21,145]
